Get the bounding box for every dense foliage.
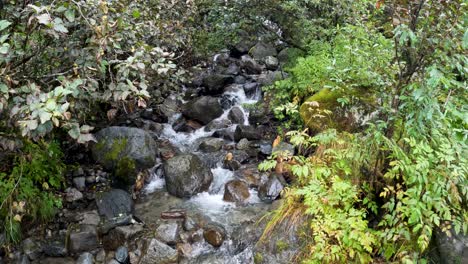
[260,0,467,263]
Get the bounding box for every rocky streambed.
[6,41,300,264]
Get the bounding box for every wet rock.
[156,223,180,245]
[99,215,134,235]
[203,225,226,248]
[107,260,120,264]
[255,141,273,156]
[182,96,223,125]
[22,238,42,260]
[225,64,240,75]
[243,82,258,97]
[65,188,83,202]
[259,71,285,86]
[250,42,277,61]
[265,56,279,70]
[85,176,96,184]
[43,240,67,257]
[234,125,262,142]
[92,127,158,172]
[76,252,94,264]
[161,210,186,220]
[436,228,468,264]
[164,154,213,198]
[140,239,178,264]
[69,225,99,254]
[39,257,75,264]
[241,56,262,75]
[96,250,106,263]
[102,224,144,251]
[258,174,286,203]
[248,106,270,126]
[230,31,255,57]
[73,177,86,191]
[183,217,198,231]
[212,129,235,141]
[159,97,180,120]
[96,189,134,220]
[228,107,245,125]
[79,210,100,227]
[234,75,247,84]
[198,137,224,153]
[140,107,169,123]
[236,138,251,150]
[114,246,129,264]
[202,74,234,95]
[223,83,244,94]
[223,159,241,171]
[18,254,30,264]
[205,119,232,131]
[272,142,295,155]
[223,180,250,204]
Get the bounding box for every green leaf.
[0,20,12,31]
[36,14,51,25]
[0,83,8,94]
[132,9,141,19]
[64,9,75,22]
[53,22,68,33]
[39,111,53,124]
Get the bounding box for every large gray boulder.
[202,74,234,95]
[182,96,223,125]
[258,174,286,203]
[234,125,262,142]
[92,126,157,172]
[164,154,213,198]
[250,42,277,61]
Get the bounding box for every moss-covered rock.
[299,88,377,133]
[92,127,158,185]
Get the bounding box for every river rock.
[76,252,94,264]
[248,106,270,125]
[265,56,279,70]
[115,246,129,264]
[43,240,67,257]
[272,142,295,155]
[92,127,158,171]
[228,107,245,125]
[203,225,226,248]
[241,55,262,74]
[259,71,285,86]
[69,225,99,254]
[182,96,223,125]
[156,223,180,245]
[225,63,240,75]
[96,189,134,220]
[140,107,169,124]
[223,180,250,204]
[140,239,178,264]
[234,125,262,142]
[250,42,277,61]
[198,137,224,153]
[164,154,213,198]
[243,82,258,97]
[22,238,42,260]
[102,224,144,250]
[202,74,234,95]
[73,177,86,191]
[258,174,286,203]
[435,228,468,264]
[65,187,83,202]
[234,75,247,84]
[223,159,241,171]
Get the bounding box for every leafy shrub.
[0,141,65,244]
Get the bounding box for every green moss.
[115,156,136,185]
[276,240,289,253]
[299,88,342,132]
[254,253,264,264]
[104,138,128,163]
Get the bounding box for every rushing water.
[137,73,270,262]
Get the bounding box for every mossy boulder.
[92,127,158,183]
[299,88,377,133]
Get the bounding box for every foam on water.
[209,166,235,194]
[144,177,165,194]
